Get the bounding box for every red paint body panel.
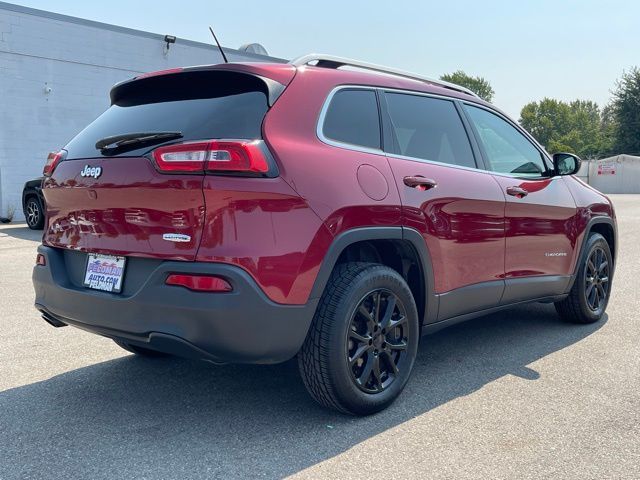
[196,176,333,304]
[263,67,403,234]
[562,176,616,270]
[41,61,617,311]
[491,175,578,277]
[386,159,505,293]
[43,157,205,261]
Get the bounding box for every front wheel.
[298,262,420,415]
[555,232,613,324]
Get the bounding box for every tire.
[24,197,44,230]
[555,232,613,324]
[298,262,420,415]
[113,339,169,357]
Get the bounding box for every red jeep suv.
[33,55,617,415]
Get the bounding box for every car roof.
[112,60,503,116]
[228,60,497,111]
[295,64,484,102]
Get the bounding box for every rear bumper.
[33,246,317,364]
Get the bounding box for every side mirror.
[553,152,581,176]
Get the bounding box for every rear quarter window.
[321,89,381,150]
[63,71,270,159]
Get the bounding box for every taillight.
[206,141,269,173]
[165,274,233,292]
[151,140,271,175]
[152,142,209,172]
[43,150,66,177]
[36,253,46,266]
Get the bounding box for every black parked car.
[22,178,45,229]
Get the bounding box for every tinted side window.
[465,105,548,177]
[385,92,476,168]
[322,89,381,150]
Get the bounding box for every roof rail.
[289,54,479,98]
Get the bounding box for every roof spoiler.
[110,67,287,107]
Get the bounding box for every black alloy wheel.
[347,289,410,394]
[555,232,613,324]
[298,262,419,415]
[584,246,610,313]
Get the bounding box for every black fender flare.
[565,215,617,293]
[308,226,438,325]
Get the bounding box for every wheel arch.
[308,227,438,325]
[566,215,617,293]
[22,191,36,203]
[589,221,616,263]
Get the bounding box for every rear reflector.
[152,140,270,174]
[165,274,233,292]
[36,253,46,266]
[43,150,66,176]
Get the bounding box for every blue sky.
[10,0,640,117]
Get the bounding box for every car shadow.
[0,303,605,479]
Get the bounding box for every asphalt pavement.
[0,195,638,479]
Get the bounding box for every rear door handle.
[506,186,528,198]
[403,176,437,191]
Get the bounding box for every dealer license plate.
[83,254,126,293]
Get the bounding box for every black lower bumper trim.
[40,310,67,328]
[37,305,229,363]
[33,246,317,364]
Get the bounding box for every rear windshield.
[64,70,269,159]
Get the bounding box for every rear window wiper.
[95,132,183,152]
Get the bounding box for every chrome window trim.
[317,85,488,172]
[316,84,560,179]
[316,85,386,156]
[384,152,492,175]
[489,170,563,181]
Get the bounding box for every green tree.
[567,100,607,158]
[599,104,617,155]
[519,98,572,149]
[440,70,495,102]
[519,98,612,159]
[611,67,640,155]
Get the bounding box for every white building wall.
[587,155,640,194]
[0,1,280,220]
[575,159,590,184]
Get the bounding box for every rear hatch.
[43,68,286,261]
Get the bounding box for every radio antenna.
[208,26,229,63]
